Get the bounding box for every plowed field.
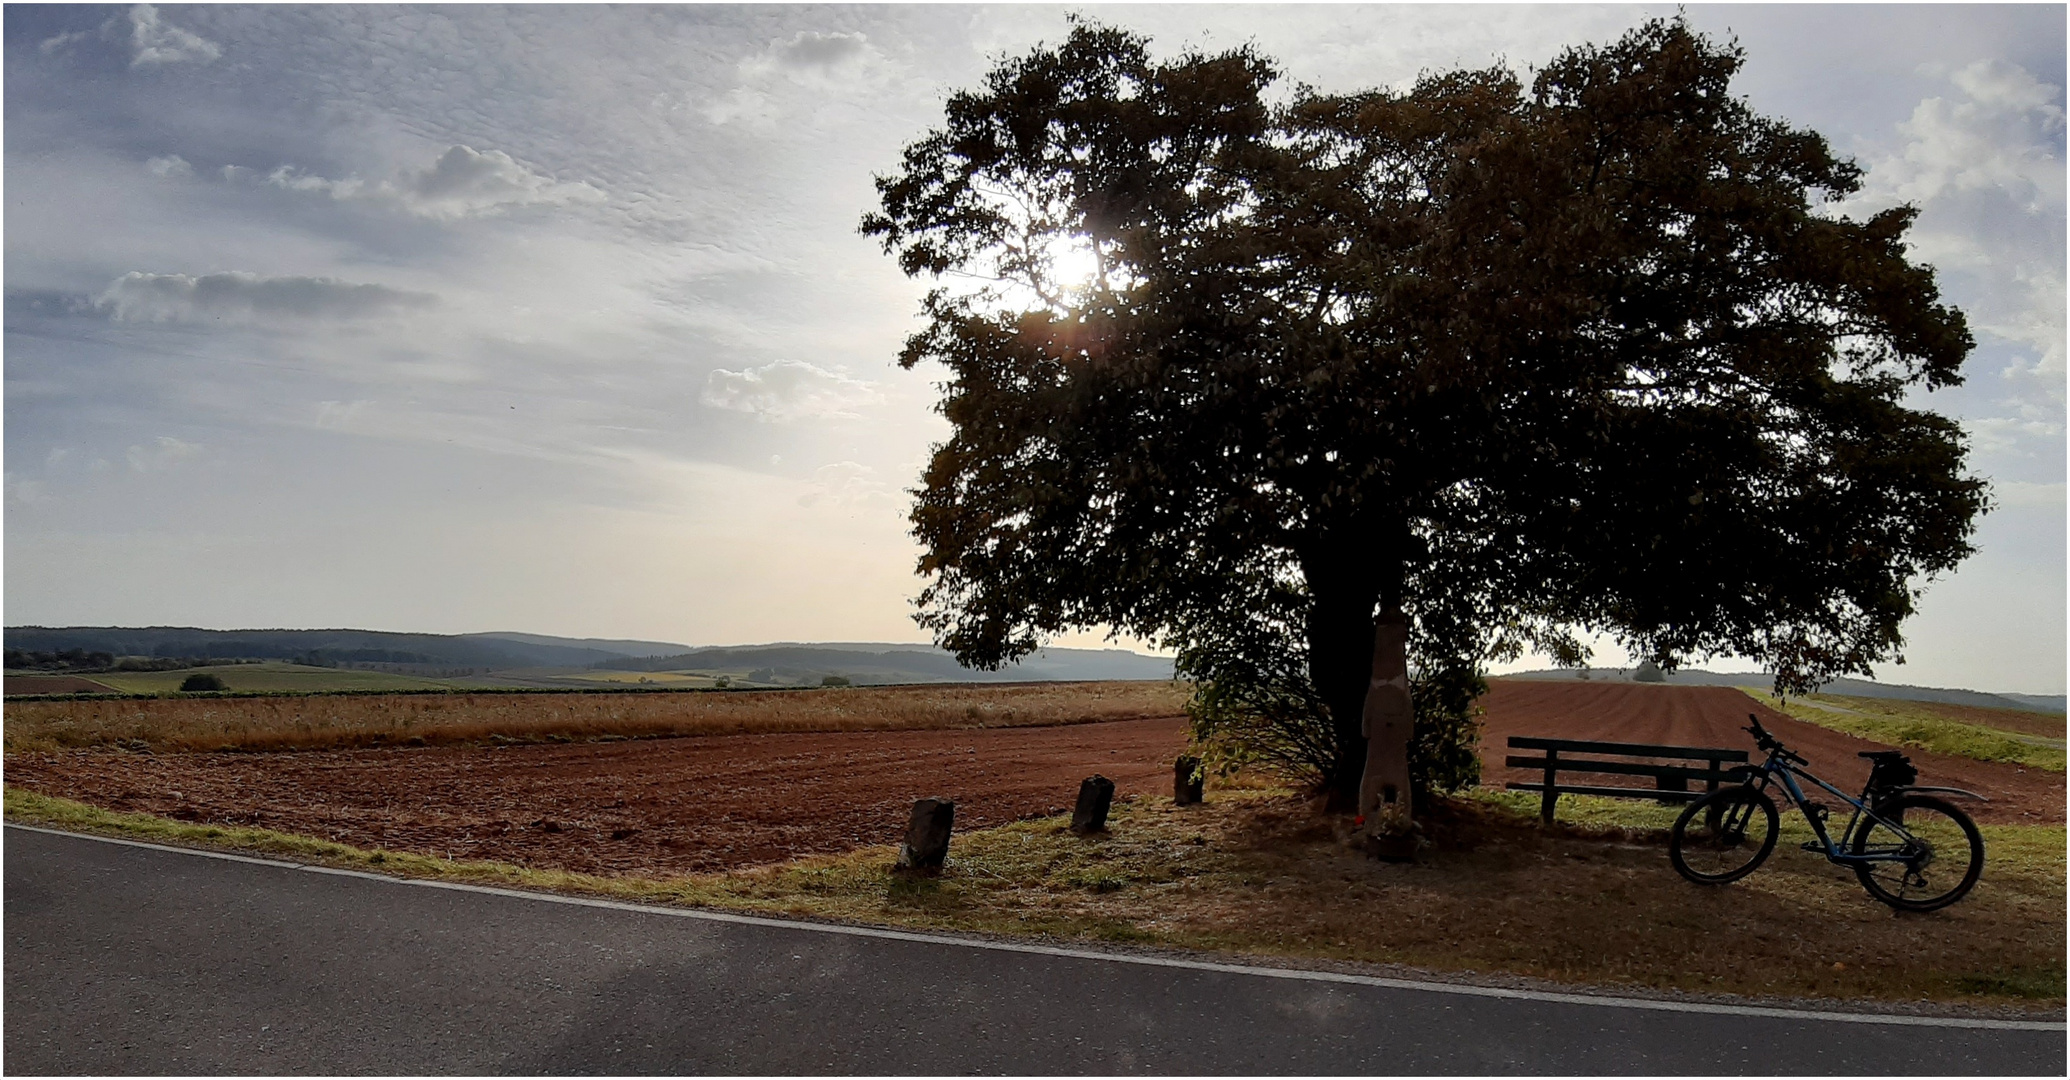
[9,681,2057,878]
[1478,680,2061,825]
[5,717,1193,876]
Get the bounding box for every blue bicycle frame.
[1735,718,1986,865]
[1739,751,1895,863]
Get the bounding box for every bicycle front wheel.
[1670,786,1779,885]
[1851,794,1984,912]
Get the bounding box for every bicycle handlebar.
[1744,713,1805,765]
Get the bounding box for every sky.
[4,4,2063,693]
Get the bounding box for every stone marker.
[1358,608,1418,861]
[1069,775,1115,834]
[894,797,955,875]
[1173,756,1204,805]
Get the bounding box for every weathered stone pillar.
[1069,775,1115,834]
[1358,607,1415,825]
[894,797,955,874]
[1173,756,1204,805]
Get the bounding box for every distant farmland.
[3,680,1193,754]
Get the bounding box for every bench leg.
[1540,749,1558,824]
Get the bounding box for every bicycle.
[1667,713,1987,911]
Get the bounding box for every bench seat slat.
[1507,736,1749,761]
[1505,782,1706,803]
[1504,756,1750,783]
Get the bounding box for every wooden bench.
[1505,737,1752,823]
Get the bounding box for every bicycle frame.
[1737,751,1913,865]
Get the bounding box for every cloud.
[1965,411,2064,457]
[125,436,201,474]
[767,31,871,71]
[1870,60,2064,211]
[1991,479,2067,509]
[97,271,437,323]
[706,30,893,127]
[38,29,90,55]
[124,4,222,68]
[6,473,50,505]
[1846,59,2066,429]
[796,461,898,508]
[700,360,882,421]
[145,154,193,178]
[261,145,604,221]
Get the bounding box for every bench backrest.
[1507,735,1749,762]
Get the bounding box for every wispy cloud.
[144,154,194,179]
[263,145,605,221]
[705,30,898,128]
[125,435,202,473]
[98,271,436,323]
[797,461,898,508]
[701,360,882,421]
[123,4,221,68]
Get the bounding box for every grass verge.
[1747,690,2065,771]
[10,784,2060,1011]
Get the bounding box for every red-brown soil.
[4,675,116,696]
[1479,680,2062,825]
[5,717,1193,876]
[10,682,2058,880]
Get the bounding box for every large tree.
[863,20,1986,808]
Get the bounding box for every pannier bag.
[1864,752,1918,800]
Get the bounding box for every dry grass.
[2,681,1191,754]
[11,783,2059,1010]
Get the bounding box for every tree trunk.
[1301,550,1381,811]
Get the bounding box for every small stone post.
[894,797,955,875]
[1069,775,1115,834]
[1173,756,1204,805]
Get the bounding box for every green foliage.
[1181,596,1481,797]
[866,18,1983,801]
[1408,664,1485,797]
[178,672,227,692]
[820,674,852,687]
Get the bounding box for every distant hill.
[460,631,690,658]
[1498,667,2064,714]
[601,642,1175,685]
[3,627,1175,685]
[4,626,628,670]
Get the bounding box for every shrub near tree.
[864,20,1984,812]
[178,672,227,692]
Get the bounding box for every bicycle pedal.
[1799,840,1826,852]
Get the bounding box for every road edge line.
[12,823,2063,1033]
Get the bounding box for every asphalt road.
[6,826,2061,1075]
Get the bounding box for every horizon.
[8,620,2063,699]
[6,5,2063,695]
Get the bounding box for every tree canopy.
[864,19,1985,802]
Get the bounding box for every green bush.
[820,674,852,687]
[1180,604,1483,803]
[179,672,227,692]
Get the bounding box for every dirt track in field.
[9,682,2058,878]
[1478,680,2062,825]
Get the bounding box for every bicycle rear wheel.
[1851,794,1984,911]
[1670,786,1779,885]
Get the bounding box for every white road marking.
[11,823,2062,1033]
